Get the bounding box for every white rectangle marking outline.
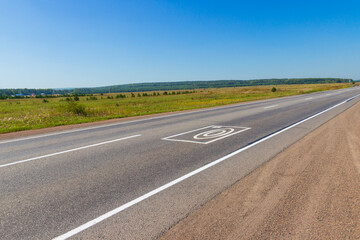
[53,93,360,240]
[162,125,250,144]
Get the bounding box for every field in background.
[0,83,351,134]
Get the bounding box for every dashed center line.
[0,135,141,169]
[264,105,278,109]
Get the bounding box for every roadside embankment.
[159,101,360,239]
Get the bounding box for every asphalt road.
[1,87,360,239]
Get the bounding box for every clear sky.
[1,0,359,88]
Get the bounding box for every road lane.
[55,93,360,240]
[0,87,360,239]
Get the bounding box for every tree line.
[0,78,352,98]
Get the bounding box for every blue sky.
[1,0,359,88]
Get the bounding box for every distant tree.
[116,94,126,98]
[0,78,353,96]
[87,96,97,100]
[271,87,277,92]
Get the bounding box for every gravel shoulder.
[159,101,360,240]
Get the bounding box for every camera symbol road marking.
[193,127,235,140]
[162,125,250,144]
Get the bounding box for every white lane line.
[264,104,278,109]
[0,135,141,169]
[305,97,313,100]
[3,88,356,145]
[53,93,360,240]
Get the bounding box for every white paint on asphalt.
[193,128,234,139]
[0,135,141,169]
[264,105,278,109]
[305,97,313,100]
[162,125,250,144]
[53,93,360,240]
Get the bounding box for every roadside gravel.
[159,101,360,240]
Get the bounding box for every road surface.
[160,95,360,240]
[1,87,360,239]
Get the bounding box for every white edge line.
[0,135,141,169]
[53,93,360,240]
[2,88,356,145]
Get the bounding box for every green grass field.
[0,83,351,134]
